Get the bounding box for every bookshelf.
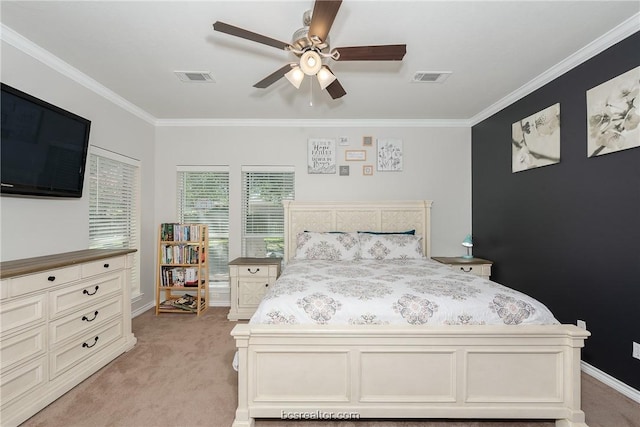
[155,223,209,316]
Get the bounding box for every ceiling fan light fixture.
[300,50,322,75]
[317,66,337,90]
[285,66,305,89]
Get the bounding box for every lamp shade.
[300,50,322,75]
[316,66,337,90]
[284,66,305,89]
[461,234,473,259]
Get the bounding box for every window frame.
[176,166,230,283]
[88,146,141,300]
[241,165,295,259]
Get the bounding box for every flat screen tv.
[1,83,91,198]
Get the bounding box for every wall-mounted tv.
[1,83,91,198]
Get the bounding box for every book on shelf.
[163,294,199,312]
[160,223,202,242]
[160,245,202,264]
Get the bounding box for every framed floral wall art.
[377,138,403,171]
[512,103,561,173]
[587,66,639,157]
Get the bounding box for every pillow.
[358,233,424,260]
[358,230,415,235]
[294,232,360,261]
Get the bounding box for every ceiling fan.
[212,0,406,99]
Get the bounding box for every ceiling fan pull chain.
[309,77,313,107]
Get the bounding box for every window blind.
[241,167,295,258]
[177,167,229,282]
[88,148,140,298]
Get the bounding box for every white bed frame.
[231,200,590,427]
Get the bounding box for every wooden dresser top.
[0,248,136,279]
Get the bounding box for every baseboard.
[581,361,640,403]
[209,301,231,307]
[132,301,155,318]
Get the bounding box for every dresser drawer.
[81,256,125,278]
[0,279,8,299]
[235,265,273,279]
[0,325,46,372]
[49,296,122,347]
[0,355,47,408]
[49,273,123,319]
[453,264,491,277]
[8,266,81,298]
[50,319,123,379]
[0,295,46,336]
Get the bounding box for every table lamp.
[461,234,473,259]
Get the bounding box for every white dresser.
[0,249,137,426]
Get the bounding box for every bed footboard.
[231,324,589,427]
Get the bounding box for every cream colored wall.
[154,125,472,259]
[0,42,157,313]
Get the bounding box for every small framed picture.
[363,165,374,176]
[363,136,373,147]
[345,150,366,161]
[339,165,350,176]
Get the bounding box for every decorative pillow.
[358,230,416,235]
[358,233,424,260]
[294,232,360,261]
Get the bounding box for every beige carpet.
[21,308,640,427]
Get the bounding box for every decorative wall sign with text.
[308,138,336,174]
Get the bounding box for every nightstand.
[227,257,281,321]
[431,256,493,279]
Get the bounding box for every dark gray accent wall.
[472,32,639,389]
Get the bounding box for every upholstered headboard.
[283,200,433,262]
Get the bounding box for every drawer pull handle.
[83,286,100,296]
[103,263,110,268]
[265,283,269,288]
[461,267,473,273]
[248,268,260,274]
[48,276,56,282]
[82,336,99,348]
[82,311,99,322]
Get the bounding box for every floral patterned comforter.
[250,258,559,326]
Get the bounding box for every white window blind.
[177,167,229,282]
[241,166,295,258]
[88,147,141,299]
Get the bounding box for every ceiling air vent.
[411,71,452,83]
[175,71,215,83]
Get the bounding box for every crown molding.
[470,13,640,126]
[154,118,471,128]
[1,23,157,126]
[4,12,638,130]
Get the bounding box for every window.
[88,147,141,299]
[177,167,229,282]
[241,166,295,258]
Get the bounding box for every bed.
[230,200,589,427]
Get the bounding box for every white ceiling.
[1,1,638,123]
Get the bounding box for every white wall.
[0,41,157,313]
[1,41,472,315]
[154,125,472,261]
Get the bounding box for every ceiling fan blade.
[308,0,342,43]
[323,67,346,99]
[253,64,294,88]
[213,21,290,50]
[334,44,407,61]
